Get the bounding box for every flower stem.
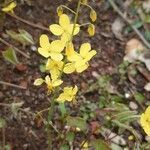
[60,5,76,15]
[46,0,82,149]
[71,0,82,40]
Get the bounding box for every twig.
[0,81,26,89]
[108,0,150,49]
[7,13,49,32]
[0,37,30,58]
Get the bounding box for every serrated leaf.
[91,139,110,150]
[6,29,34,46]
[2,47,19,65]
[66,116,87,131]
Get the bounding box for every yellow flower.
[49,14,80,43]
[140,106,150,135]
[38,34,65,61]
[57,85,78,103]
[81,141,89,150]
[64,42,96,73]
[46,59,64,80]
[2,1,17,13]
[34,75,63,93]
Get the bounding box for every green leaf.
[6,29,34,46]
[111,143,123,150]
[2,47,19,65]
[0,118,6,128]
[60,144,69,150]
[66,116,87,131]
[134,92,145,103]
[145,30,150,41]
[124,20,143,33]
[91,139,110,150]
[66,132,75,143]
[58,103,66,117]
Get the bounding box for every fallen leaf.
[139,52,150,71]
[15,64,27,72]
[124,39,144,62]
[112,18,124,41]
[90,121,100,135]
[144,82,150,91]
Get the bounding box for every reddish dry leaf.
[15,64,27,72]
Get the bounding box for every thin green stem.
[60,5,76,15]
[71,0,82,40]
[81,2,93,10]
[79,22,91,27]
[46,1,82,149]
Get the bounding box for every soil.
[0,0,149,149]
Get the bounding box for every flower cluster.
[34,13,96,103]
[140,106,150,135]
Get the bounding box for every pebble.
[125,93,130,98]
[30,45,37,51]
[129,101,138,110]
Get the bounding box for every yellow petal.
[75,61,89,73]
[73,85,78,95]
[61,32,71,43]
[2,2,16,12]
[80,43,91,58]
[59,14,70,29]
[63,63,75,74]
[39,34,51,49]
[38,47,50,58]
[52,79,63,87]
[49,24,63,36]
[50,40,65,52]
[45,75,51,86]
[34,78,44,86]
[57,93,66,103]
[46,59,53,70]
[88,24,95,36]
[50,68,60,80]
[85,50,97,61]
[50,53,63,61]
[69,24,80,35]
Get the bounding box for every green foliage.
[66,116,87,131]
[60,144,69,150]
[0,117,6,128]
[91,139,110,150]
[2,47,19,65]
[66,131,75,143]
[6,29,34,46]
[134,92,145,103]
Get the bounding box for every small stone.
[125,93,130,98]
[129,101,138,110]
[92,71,99,78]
[30,45,37,51]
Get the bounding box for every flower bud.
[90,9,97,22]
[57,6,63,16]
[87,24,95,36]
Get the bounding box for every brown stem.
[7,13,49,32]
[0,37,30,58]
[0,80,26,89]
